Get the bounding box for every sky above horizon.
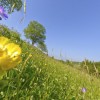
[1,0,100,61]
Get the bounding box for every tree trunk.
[32,41,34,46]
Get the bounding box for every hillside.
[0,27,100,99]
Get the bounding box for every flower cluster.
[0,36,21,71]
[0,6,8,20]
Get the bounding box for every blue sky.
[1,0,100,61]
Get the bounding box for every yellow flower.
[0,36,9,50]
[0,36,22,71]
[0,37,9,57]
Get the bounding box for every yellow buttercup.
[0,36,22,71]
[0,36,9,51]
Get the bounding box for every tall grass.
[0,25,100,99]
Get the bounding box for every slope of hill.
[0,27,100,99]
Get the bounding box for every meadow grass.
[0,37,100,100]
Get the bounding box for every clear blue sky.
[1,0,100,61]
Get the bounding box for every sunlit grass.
[0,34,100,99]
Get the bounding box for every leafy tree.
[0,0,23,13]
[24,21,47,52]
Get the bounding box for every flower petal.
[0,6,5,14]
[0,17,2,20]
[2,13,8,19]
[5,43,21,57]
[0,36,9,50]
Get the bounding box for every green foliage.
[37,41,48,53]
[24,21,46,44]
[24,20,47,52]
[66,60,74,67]
[80,59,100,77]
[0,0,23,13]
[0,24,21,44]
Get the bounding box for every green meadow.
[0,26,100,100]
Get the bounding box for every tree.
[37,41,48,53]
[0,0,23,13]
[24,20,47,52]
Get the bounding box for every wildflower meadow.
[0,26,100,100]
[0,1,100,100]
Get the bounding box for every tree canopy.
[24,20,47,52]
[0,0,23,13]
[37,41,48,53]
